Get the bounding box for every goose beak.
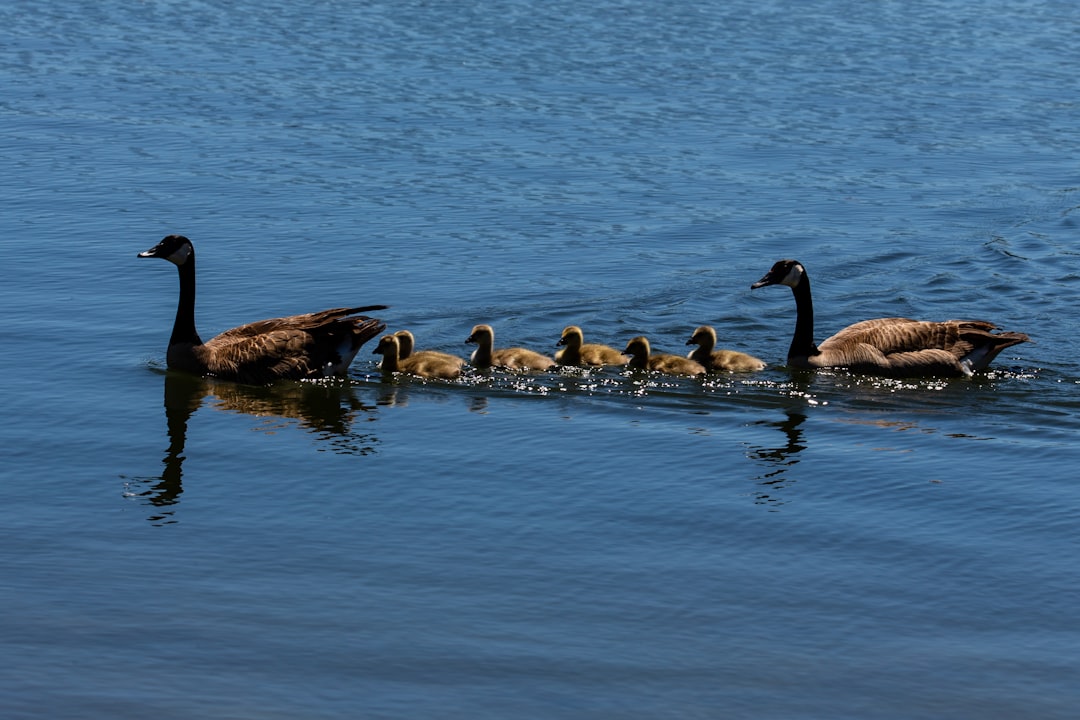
[750,274,775,290]
[137,248,157,258]
[556,337,567,347]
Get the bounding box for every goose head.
[557,325,584,349]
[139,234,194,266]
[751,259,805,290]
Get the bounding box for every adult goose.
[139,234,387,385]
[623,336,706,376]
[555,325,629,367]
[465,324,555,371]
[374,334,463,379]
[685,325,766,373]
[750,259,1029,377]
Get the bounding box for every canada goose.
[750,259,1030,377]
[623,336,706,376]
[373,334,463,379]
[685,325,766,373]
[138,234,387,384]
[555,325,630,366]
[394,329,466,368]
[465,324,556,370]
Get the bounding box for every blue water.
[2,0,1079,717]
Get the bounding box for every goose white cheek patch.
[781,264,805,287]
[166,244,193,266]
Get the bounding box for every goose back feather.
[139,234,387,384]
[751,259,1029,377]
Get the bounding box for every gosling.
[555,325,630,367]
[466,324,555,370]
[685,325,766,372]
[623,336,706,376]
[394,329,467,368]
[374,334,463,379]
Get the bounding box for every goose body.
[685,325,766,373]
[624,336,706,376]
[465,324,555,370]
[139,235,387,385]
[555,326,630,366]
[374,334,463,379]
[751,259,1029,377]
[394,329,467,368]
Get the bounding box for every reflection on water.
[123,373,378,525]
[208,376,379,455]
[375,382,493,415]
[745,408,808,509]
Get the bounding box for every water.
[2,0,1078,717]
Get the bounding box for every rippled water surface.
[2,0,1079,718]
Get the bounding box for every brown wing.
[212,306,386,340]
[820,319,966,357]
[818,319,1028,376]
[200,306,386,383]
[199,327,324,381]
[820,318,919,347]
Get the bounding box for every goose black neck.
[790,274,818,359]
[171,254,203,347]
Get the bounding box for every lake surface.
[2,0,1078,717]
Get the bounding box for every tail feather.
[344,304,390,315]
[350,317,387,350]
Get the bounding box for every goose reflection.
[745,407,807,509]
[204,376,378,452]
[127,372,378,524]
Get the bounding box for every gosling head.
[465,324,494,346]
[393,329,416,357]
[686,325,717,347]
[557,325,584,348]
[623,336,650,358]
[372,334,401,357]
[751,259,805,290]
